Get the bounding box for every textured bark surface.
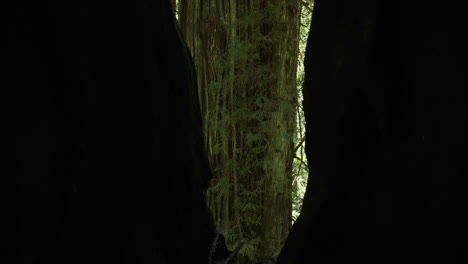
[178,0,300,260]
[278,0,467,263]
[9,1,221,263]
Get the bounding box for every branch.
[293,136,306,153]
[224,242,244,264]
[294,155,308,169]
[209,219,222,264]
[300,0,313,12]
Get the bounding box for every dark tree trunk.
[9,1,220,263]
[10,0,466,263]
[278,0,467,263]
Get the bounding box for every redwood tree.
[178,0,301,261]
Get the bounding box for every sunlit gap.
[291,0,313,224]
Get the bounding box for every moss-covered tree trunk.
[178,0,300,261]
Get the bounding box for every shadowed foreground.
[278,1,467,263]
[10,0,466,263]
[10,1,225,263]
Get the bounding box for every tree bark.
[179,0,300,260]
[278,0,467,263]
[10,1,220,263]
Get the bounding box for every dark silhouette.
[9,1,222,263]
[278,1,467,263]
[10,0,466,263]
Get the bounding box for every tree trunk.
[278,0,467,263]
[10,1,220,263]
[179,0,300,260]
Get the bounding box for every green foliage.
[291,0,314,224]
[239,238,261,258]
